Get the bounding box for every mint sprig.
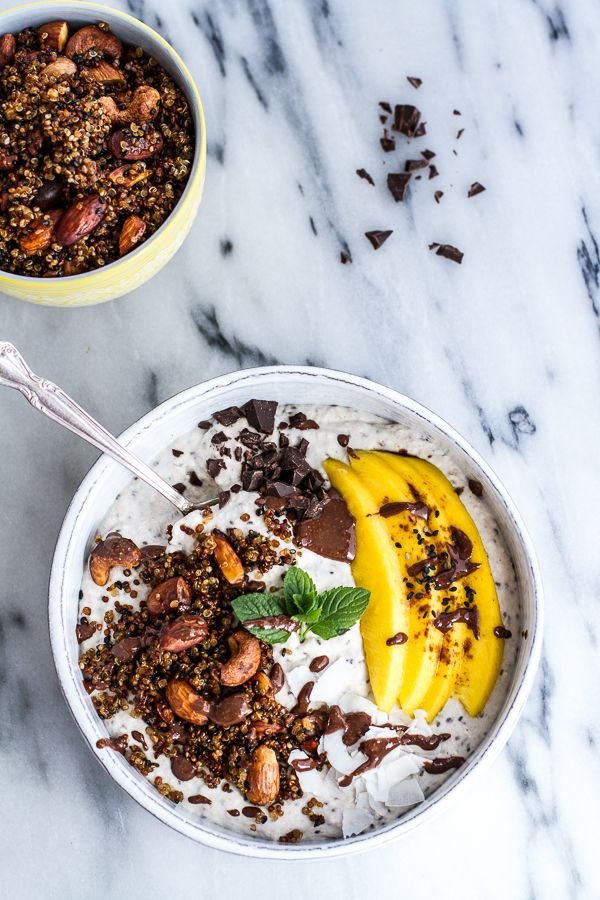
[231,567,370,645]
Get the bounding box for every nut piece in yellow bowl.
[325,450,505,721]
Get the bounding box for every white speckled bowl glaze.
[49,367,543,858]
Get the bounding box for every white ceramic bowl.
[49,366,543,858]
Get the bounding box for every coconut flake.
[387,776,425,808]
[339,693,387,725]
[342,807,374,838]
[288,751,344,800]
[311,659,359,705]
[285,665,313,697]
[407,709,433,737]
[321,730,366,776]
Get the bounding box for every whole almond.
[119,214,147,256]
[55,194,107,247]
[65,25,122,60]
[38,21,69,52]
[246,745,280,806]
[146,576,191,616]
[109,126,164,161]
[19,209,63,256]
[213,533,245,584]
[0,34,15,67]
[165,680,210,726]
[159,613,208,652]
[89,534,141,586]
[82,60,125,85]
[40,56,77,81]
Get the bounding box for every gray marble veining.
[1,0,599,897]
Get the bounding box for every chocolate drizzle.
[493,626,512,639]
[407,527,480,589]
[325,706,372,747]
[386,632,408,646]
[377,501,429,520]
[433,605,480,640]
[244,615,299,633]
[423,755,465,774]
[309,655,329,673]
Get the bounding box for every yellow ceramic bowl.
[0,1,206,307]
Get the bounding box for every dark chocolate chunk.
[453,109,461,115]
[340,250,352,264]
[468,478,484,496]
[197,420,211,430]
[428,164,439,179]
[407,76,422,89]
[213,405,243,426]
[434,190,444,203]
[494,626,512,639]
[211,431,228,445]
[365,229,393,249]
[172,482,186,494]
[380,134,396,152]
[393,104,422,136]
[76,621,95,643]
[295,490,356,563]
[172,448,184,458]
[241,399,278,434]
[189,470,203,487]
[387,172,411,202]
[467,181,486,198]
[456,128,464,140]
[288,412,319,430]
[337,434,350,447]
[379,101,392,113]
[404,158,428,172]
[356,168,375,186]
[218,490,231,509]
[429,243,464,264]
[206,458,226,478]
[421,149,436,160]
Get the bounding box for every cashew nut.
[89,534,141,586]
[219,629,262,686]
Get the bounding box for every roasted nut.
[246,745,280,806]
[0,34,15,67]
[97,95,120,120]
[65,24,123,60]
[34,178,64,211]
[109,126,164,161]
[108,163,149,188]
[254,721,284,736]
[0,151,17,170]
[159,613,208,652]
[254,672,272,696]
[82,60,125,84]
[165,679,210,726]
[122,85,160,124]
[119,214,146,256]
[209,693,251,727]
[89,534,141,586]
[40,56,77,80]
[37,21,69,52]
[146,576,190,616]
[212,533,245,584]
[55,194,107,247]
[63,259,86,276]
[19,209,62,255]
[111,635,142,663]
[219,629,262,686]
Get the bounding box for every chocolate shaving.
[172,448,184,457]
[428,164,439,179]
[434,190,443,204]
[407,76,422,89]
[379,101,392,113]
[429,243,463,264]
[356,168,375,186]
[404,158,428,172]
[467,181,486,198]
[456,128,464,140]
[365,229,393,249]
[387,172,411,202]
[393,104,422,137]
[421,149,436,160]
[340,250,352,264]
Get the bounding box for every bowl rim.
[48,365,544,858]
[0,0,206,286]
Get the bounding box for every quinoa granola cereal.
[0,20,194,276]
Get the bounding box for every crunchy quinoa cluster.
[0,20,194,276]
[79,527,309,818]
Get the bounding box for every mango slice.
[324,459,408,712]
[326,449,505,721]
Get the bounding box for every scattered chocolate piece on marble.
[434,190,444,204]
[392,104,422,137]
[380,133,396,152]
[404,158,428,172]
[356,167,375,186]
[467,181,486,198]
[172,448,184,457]
[456,128,464,140]
[379,101,392,113]
[365,229,393,249]
[453,109,461,115]
[428,164,439,179]
[421,149,436,160]
[340,250,352,264]
[429,243,464,264]
[407,76,422,89]
[387,172,411,202]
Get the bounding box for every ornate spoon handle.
[0,341,197,516]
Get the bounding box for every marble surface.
[0,0,598,897]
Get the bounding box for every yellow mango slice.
[374,452,504,717]
[324,458,408,712]
[348,451,461,720]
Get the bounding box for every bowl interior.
[0,1,204,283]
[49,367,541,858]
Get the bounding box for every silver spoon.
[0,341,218,516]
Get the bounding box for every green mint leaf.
[310,587,371,640]
[231,594,291,645]
[283,566,317,616]
[232,593,284,621]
